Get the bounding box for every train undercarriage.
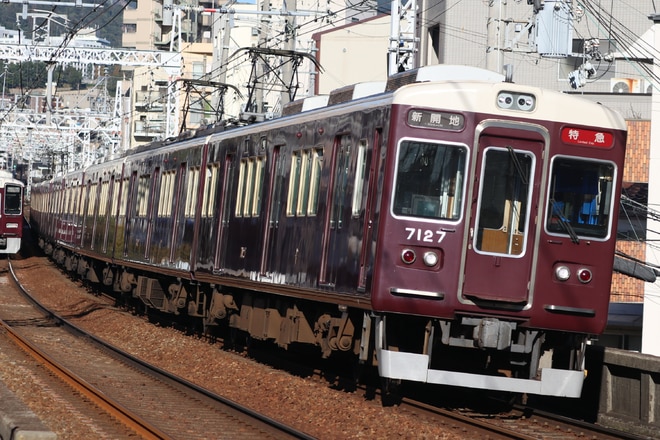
[43,241,589,400]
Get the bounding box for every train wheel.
[381,377,403,407]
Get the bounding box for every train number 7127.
[405,227,446,243]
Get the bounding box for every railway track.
[4,249,652,440]
[0,257,314,440]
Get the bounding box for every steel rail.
[0,318,171,440]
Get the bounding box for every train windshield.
[546,157,615,240]
[392,140,466,221]
[4,184,22,215]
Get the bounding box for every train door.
[123,171,138,256]
[214,154,235,270]
[144,167,159,259]
[260,146,283,275]
[320,135,351,286]
[102,176,115,254]
[461,128,545,305]
[89,178,101,250]
[358,130,382,291]
[169,164,187,263]
[81,180,92,247]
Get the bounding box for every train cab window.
[547,157,615,239]
[392,140,466,220]
[474,148,534,256]
[4,185,22,214]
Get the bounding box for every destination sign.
[408,109,464,131]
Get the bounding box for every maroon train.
[29,66,627,399]
[0,170,24,254]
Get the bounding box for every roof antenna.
[504,64,514,83]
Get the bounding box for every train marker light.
[5,223,18,229]
[401,249,416,264]
[577,268,593,283]
[422,251,439,267]
[497,93,514,109]
[555,265,571,281]
[497,92,536,111]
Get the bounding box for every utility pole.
[486,0,505,73]
[643,13,660,357]
[388,0,418,75]
[280,0,297,109]
[255,0,269,115]
[203,3,320,121]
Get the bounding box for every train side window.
[4,185,22,214]
[99,181,108,216]
[296,150,311,216]
[251,156,266,217]
[236,159,247,217]
[65,187,71,214]
[158,171,175,217]
[287,151,301,216]
[111,179,120,216]
[157,173,167,217]
[202,163,220,217]
[137,175,151,217]
[287,148,322,217]
[392,140,467,221]
[185,167,200,218]
[307,149,323,216]
[85,182,95,217]
[474,148,533,255]
[547,157,615,239]
[77,183,84,217]
[73,183,84,217]
[236,156,266,218]
[351,140,367,217]
[119,178,130,216]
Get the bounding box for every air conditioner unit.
[611,78,641,94]
[644,80,654,94]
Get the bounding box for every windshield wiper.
[550,199,580,244]
[507,146,528,185]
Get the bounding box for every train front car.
[0,171,24,254]
[371,77,626,398]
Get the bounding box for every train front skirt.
[375,317,585,397]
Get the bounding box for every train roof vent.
[328,81,387,105]
[385,65,506,91]
[282,95,329,116]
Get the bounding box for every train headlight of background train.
[5,223,19,229]
[555,265,571,281]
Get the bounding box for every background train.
[0,170,24,254]
[29,65,627,400]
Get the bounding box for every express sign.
[561,127,614,148]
